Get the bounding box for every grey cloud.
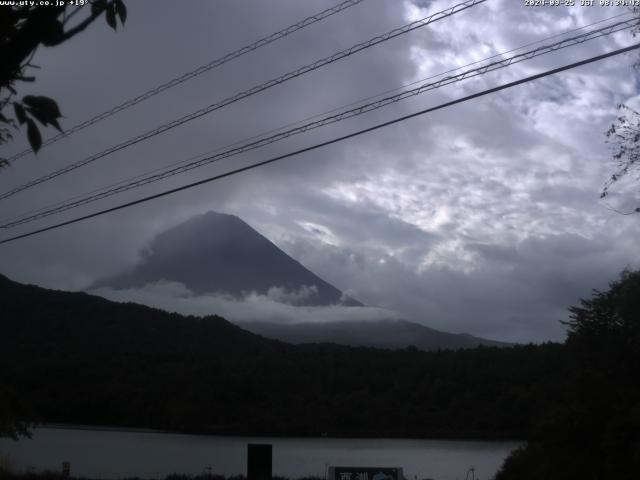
[272,229,635,343]
[1,0,639,345]
[92,281,401,325]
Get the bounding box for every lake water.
[0,427,520,480]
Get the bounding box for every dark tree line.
[496,269,640,479]
[0,274,564,440]
[2,270,639,478]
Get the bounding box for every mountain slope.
[0,273,564,439]
[238,319,511,351]
[91,211,361,306]
[0,273,283,356]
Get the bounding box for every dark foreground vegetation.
[0,273,563,439]
[1,473,320,480]
[495,269,640,480]
[1,270,639,478]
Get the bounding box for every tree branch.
[57,2,113,43]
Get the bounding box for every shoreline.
[31,424,523,443]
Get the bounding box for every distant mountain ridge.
[0,272,561,440]
[90,210,509,350]
[238,319,511,351]
[91,211,361,307]
[0,273,283,355]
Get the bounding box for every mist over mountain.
[91,211,361,307]
[0,272,563,439]
[238,319,511,351]
[90,211,510,350]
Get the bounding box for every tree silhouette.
[603,105,640,214]
[0,387,31,440]
[601,8,640,214]
[0,0,127,167]
[565,268,640,343]
[0,0,126,439]
[496,269,640,480]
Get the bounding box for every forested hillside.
[496,270,640,479]
[1,274,563,439]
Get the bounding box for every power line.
[0,0,486,202]
[4,10,629,227]
[2,17,634,228]
[1,42,637,246]
[4,0,367,163]
[2,16,635,230]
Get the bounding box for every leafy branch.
[0,0,127,163]
[602,104,640,215]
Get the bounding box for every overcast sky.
[1,0,639,343]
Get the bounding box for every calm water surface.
[0,427,519,480]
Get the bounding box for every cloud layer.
[1,0,639,342]
[92,282,400,325]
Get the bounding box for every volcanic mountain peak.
[92,211,361,306]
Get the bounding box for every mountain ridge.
[88,210,508,349]
[238,318,511,351]
[0,272,562,440]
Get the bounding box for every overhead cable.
[2,10,632,226]
[4,0,368,162]
[0,0,487,201]
[1,42,638,245]
[1,16,635,229]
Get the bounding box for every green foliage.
[6,95,64,153]
[6,269,638,476]
[0,1,126,159]
[601,7,640,214]
[565,268,640,343]
[603,105,640,214]
[496,269,640,480]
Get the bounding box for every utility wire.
[1,16,635,230]
[2,17,633,227]
[0,0,486,202]
[4,0,367,162]
[4,10,629,226]
[1,43,637,246]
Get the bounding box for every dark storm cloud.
[0,0,414,283]
[1,0,639,342]
[276,231,630,343]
